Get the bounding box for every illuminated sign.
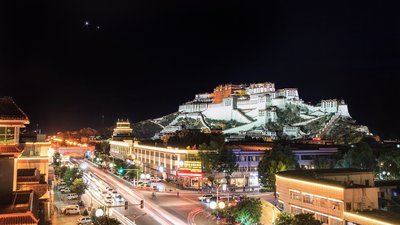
[179,161,202,172]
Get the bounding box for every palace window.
[0,127,15,145]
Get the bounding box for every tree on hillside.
[276,212,323,225]
[258,145,298,189]
[232,197,262,225]
[336,141,375,170]
[70,178,87,201]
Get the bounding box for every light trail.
[76,159,186,225]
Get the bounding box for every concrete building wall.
[276,175,345,220]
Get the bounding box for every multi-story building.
[110,139,207,188]
[293,148,338,169]
[0,97,41,224]
[214,149,262,190]
[276,169,400,225]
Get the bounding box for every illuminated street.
[74,159,218,225]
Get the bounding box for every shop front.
[176,161,206,189]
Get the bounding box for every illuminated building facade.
[110,140,207,188]
[0,97,40,224]
[276,169,398,225]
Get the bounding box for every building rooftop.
[374,180,400,187]
[0,146,22,155]
[0,191,35,214]
[0,97,29,122]
[277,169,374,188]
[0,190,39,224]
[348,210,400,225]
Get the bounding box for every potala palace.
[151,82,369,141]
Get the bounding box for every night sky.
[1,1,399,138]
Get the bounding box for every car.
[63,205,80,215]
[61,187,71,193]
[198,194,214,202]
[57,185,67,191]
[67,193,79,200]
[111,190,119,197]
[77,216,93,225]
[150,177,162,182]
[106,187,113,191]
[105,196,113,204]
[115,195,124,203]
[208,196,221,203]
[101,190,108,195]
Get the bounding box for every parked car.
[67,193,79,200]
[198,194,214,202]
[77,216,93,225]
[105,196,113,204]
[57,185,67,191]
[63,205,80,215]
[61,187,71,193]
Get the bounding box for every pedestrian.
[177,191,179,197]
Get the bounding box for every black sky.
[1,1,399,138]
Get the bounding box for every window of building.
[346,202,351,211]
[290,206,302,215]
[315,214,329,224]
[303,194,314,204]
[330,218,343,225]
[0,127,15,145]
[314,196,327,207]
[240,156,246,162]
[331,201,341,210]
[290,190,301,201]
[365,180,370,186]
[277,201,284,210]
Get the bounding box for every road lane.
[76,159,186,225]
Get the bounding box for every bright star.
[84,21,89,26]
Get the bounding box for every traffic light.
[125,201,129,210]
[140,200,144,209]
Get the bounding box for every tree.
[276,212,323,225]
[93,216,121,225]
[56,165,68,178]
[258,145,298,189]
[376,149,400,180]
[336,142,375,170]
[53,152,61,167]
[199,147,238,186]
[95,141,110,155]
[63,167,81,186]
[275,212,294,225]
[215,148,238,186]
[70,178,87,200]
[232,197,262,225]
